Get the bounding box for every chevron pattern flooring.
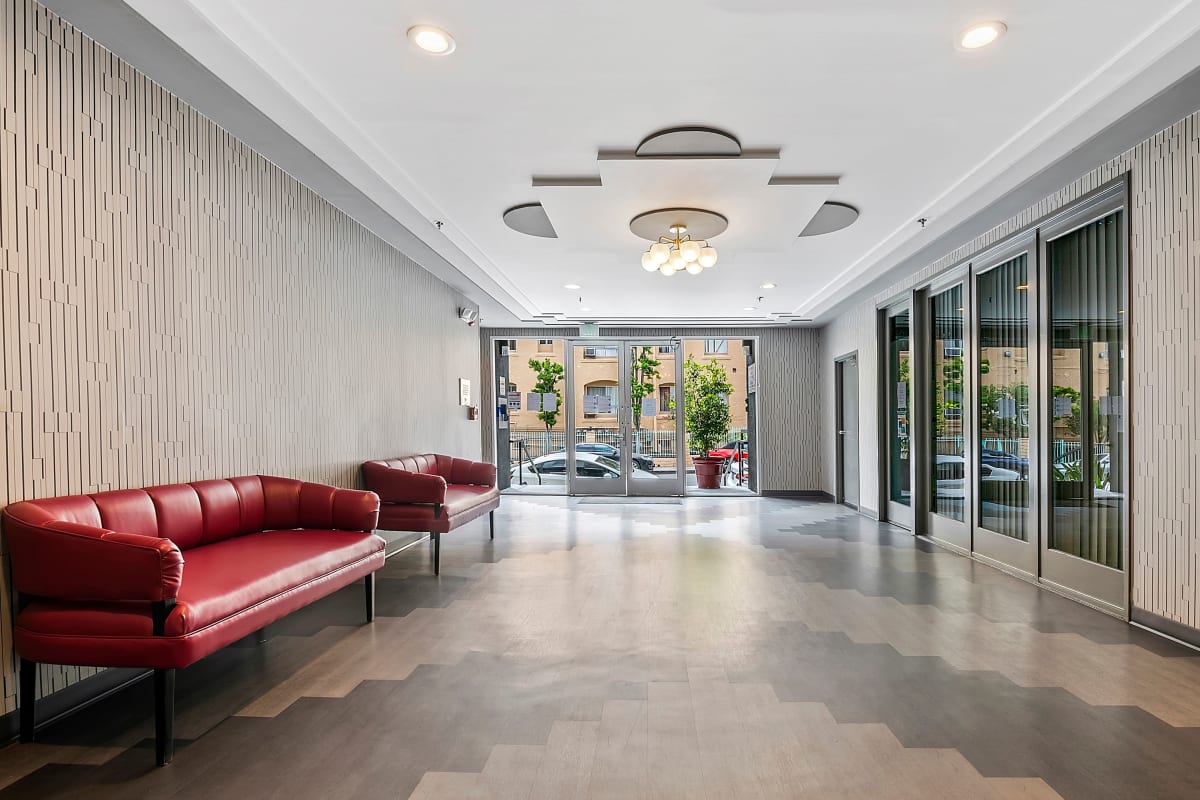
[0,496,1197,799]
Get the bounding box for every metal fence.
[509,427,749,461]
[934,437,1109,463]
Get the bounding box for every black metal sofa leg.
[364,573,376,622]
[432,531,441,575]
[19,659,35,743]
[155,668,175,766]
[489,510,495,541]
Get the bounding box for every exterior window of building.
[583,346,619,359]
[703,339,729,355]
[1047,211,1125,569]
[976,255,1031,541]
[658,384,675,415]
[930,285,965,521]
[583,383,617,418]
[887,312,912,507]
[657,345,673,354]
[537,338,554,353]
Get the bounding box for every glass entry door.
[565,340,685,496]
[972,234,1039,579]
[927,281,970,551]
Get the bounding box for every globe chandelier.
[641,225,718,276]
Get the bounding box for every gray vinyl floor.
[2,496,1198,799]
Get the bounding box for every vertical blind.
[1048,212,1125,569]
[976,254,1030,541]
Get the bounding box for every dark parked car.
[548,443,655,472]
[981,448,1028,477]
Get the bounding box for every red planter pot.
[693,457,724,490]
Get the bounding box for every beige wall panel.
[0,0,482,712]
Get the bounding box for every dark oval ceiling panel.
[635,127,742,158]
[799,201,859,237]
[502,203,557,238]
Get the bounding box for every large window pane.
[1048,212,1125,569]
[887,312,912,507]
[930,286,965,521]
[976,256,1031,540]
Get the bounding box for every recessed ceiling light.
[579,307,591,313]
[744,306,757,311]
[407,25,456,55]
[564,283,581,290]
[760,282,777,290]
[958,21,1006,50]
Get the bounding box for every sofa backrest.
[1,475,334,551]
[365,455,451,478]
[363,455,495,487]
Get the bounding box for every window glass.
[703,339,729,355]
[976,254,1031,540]
[887,311,912,507]
[1047,212,1125,569]
[930,285,965,521]
[538,459,566,474]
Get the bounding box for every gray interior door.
[839,356,860,508]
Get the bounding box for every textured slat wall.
[0,0,481,711]
[482,327,822,493]
[818,109,1200,631]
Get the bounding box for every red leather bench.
[1,475,385,766]
[362,455,499,574]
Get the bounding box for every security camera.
[458,307,478,326]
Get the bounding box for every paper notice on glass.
[1053,396,1073,417]
[896,382,908,410]
[596,395,612,413]
[747,362,758,394]
[996,397,1017,420]
[459,379,471,406]
[507,391,521,410]
[1099,395,1123,416]
[541,393,558,413]
[641,397,656,417]
[527,393,542,412]
[583,394,600,414]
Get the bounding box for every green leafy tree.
[527,358,564,435]
[629,346,661,454]
[933,355,964,436]
[682,357,734,455]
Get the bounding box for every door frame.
[564,338,686,497]
[922,267,972,554]
[969,230,1040,580]
[1035,184,1130,615]
[834,351,859,509]
[880,301,915,529]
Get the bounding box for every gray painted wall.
[482,327,822,494]
[818,107,1200,635]
[0,0,480,709]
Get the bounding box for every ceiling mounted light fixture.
[564,283,581,290]
[958,21,1006,50]
[640,224,718,277]
[407,24,456,55]
[760,282,777,290]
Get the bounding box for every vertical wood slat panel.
[819,108,1200,632]
[0,0,482,712]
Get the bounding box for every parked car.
[543,443,655,472]
[981,448,1028,477]
[934,454,1021,498]
[511,452,658,485]
[707,440,751,461]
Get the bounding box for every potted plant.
[683,356,734,489]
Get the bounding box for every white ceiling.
[122,0,1200,326]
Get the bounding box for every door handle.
[838,430,847,435]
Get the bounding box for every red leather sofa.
[1,475,385,766]
[362,455,499,574]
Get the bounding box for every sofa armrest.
[450,458,497,488]
[362,464,448,505]
[328,487,381,532]
[4,519,183,603]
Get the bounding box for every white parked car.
[934,455,1021,498]
[510,452,658,485]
